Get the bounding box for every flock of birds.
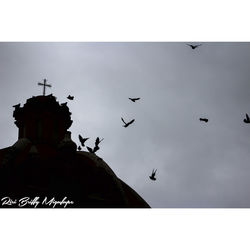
[12,43,250,184]
[64,44,250,182]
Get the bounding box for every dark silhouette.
[187,44,202,50]
[87,146,99,154]
[61,102,68,106]
[79,135,89,147]
[149,169,157,181]
[38,79,52,96]
[0,92,150,208]
[67,95,74,100]
[95,137,104,146]
[78,146,82,151]
[200,118,208,123]
[244,113,250,123]
[129,97,140,102]
[121,117,135,127]
[87,137,103,154]
[13,103,20,108]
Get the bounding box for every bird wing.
[95,137,100,145]
[93,145,100,153]
[186,44,192,47]
[246,113,249,120]
[121,117,126,125]
[87,147,93,153]
[79,135,84,144]
[127,119,135,125]
[95,137,104,145]
[134,98,140,101]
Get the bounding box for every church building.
[0,80,150,208]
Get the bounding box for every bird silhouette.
[13,103,20,108]
[78,146,82,151]
[149,169,157,181]
[86,146,94,153]
[129,97,140,102]
[79,135,89,147]
[67,95,74,100]
[93,145,100,153]
[121,117,135,127]
[200,118,208,123]
[244,113,250,123]
[95,137,104,146]
[87,146,100,154]
[187,44,202,49]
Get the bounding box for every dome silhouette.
[0,94,150,208]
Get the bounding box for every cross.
[38,79,52,96]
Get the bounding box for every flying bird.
[93,145,100,153]
[121,117,135,128]
[86,146,94,153]
[67,95,74,100]
[186,44,202,49]
[79,135,89,147]
[129,97,140,102]
[200,118,208,123]
[78,146,82,151]
[87,146,99,154]
[149,169,157,181]
[95,137,104,146]
[13,103,20,108]
[244,113,250,123]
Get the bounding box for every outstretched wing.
[87,147,93,153]
[95,137,104,146]
[127,119,135,126]
[121,117,126,125]
[246,113,249,120]
[93,145,100,153]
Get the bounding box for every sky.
[0,42,250,208]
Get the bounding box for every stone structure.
[0,94,150,208]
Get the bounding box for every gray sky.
[0,42,250,207]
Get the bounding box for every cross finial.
[38,79,52,96]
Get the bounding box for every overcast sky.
[0,42,250,207]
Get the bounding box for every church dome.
[0,93,150,208]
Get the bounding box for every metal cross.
[38,79,52,96]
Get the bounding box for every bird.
[149,169,157,181]
[129,97,140,102]
[95,137,104,146]
[87,146,99,154]
[13,103,20,108]
[67,95,74,100]
[200,118,208,123]
[86,146,94,153]
[121,117,135,128]
[186,44,202,49]
[244,113,250,123]
[78,146,82,151]
[93,145,100,153]
[79,135,89,147]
